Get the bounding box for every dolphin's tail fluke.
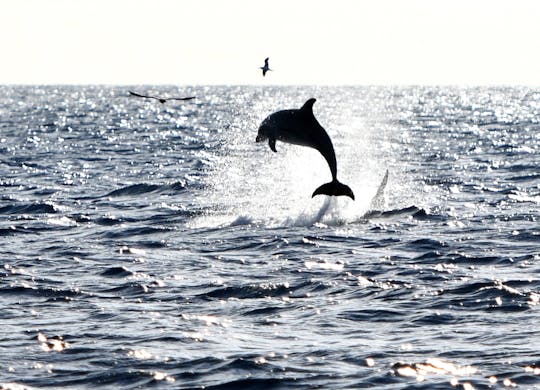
[312,180,355,200]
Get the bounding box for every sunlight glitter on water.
[181,313,231,327]
[0,383,30,390]
[37,333,68,353]
[391,358,477,387]
[304,259,344,271]
[152,371,175,383]
[127,349,154,360]
[2,86,540,389]
[525,366,540,375]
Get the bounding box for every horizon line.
[1,82,539,88]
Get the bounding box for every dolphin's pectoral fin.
[269,138,277,152]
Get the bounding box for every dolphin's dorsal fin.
[300,98,316,116]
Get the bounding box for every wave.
[363,205,426,220]
[228,215,255,226]
[103,181,187,198]
[100,266,136,278]
[508,191,540,204]
[200,283,291,301]
[0,226,38,236]
[190,169,437,229]
[202,377,294,390]
[194,202,431,230]
[0,284,85,299]
[438,279,535,313]
[94,215,136,226]
[100,226,176,239]
[0,202,57,215]
[508,173,540,183]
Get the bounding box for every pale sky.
[1,0,540,85]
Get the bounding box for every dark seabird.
[129,91,195,103]
[260,57,272,76]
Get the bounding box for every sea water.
[1,85,539,389]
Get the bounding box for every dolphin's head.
[255,116,274,151]
[255,127,268,143]
[255,115,275,143]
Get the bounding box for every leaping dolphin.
[256,98,355,200]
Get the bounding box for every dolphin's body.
[256,98,354,200]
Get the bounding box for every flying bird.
[129,91,196,103]
[260,57,272,76]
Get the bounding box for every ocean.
[0,85,539,389]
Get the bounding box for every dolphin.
[256,98,355,200]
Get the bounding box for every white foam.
[191,96,403,229]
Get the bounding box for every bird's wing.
[169,96,196,101]
[264,57,269,66]
[129,91,148,98]
[129,91,159,100]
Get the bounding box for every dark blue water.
[1,85,539,389]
